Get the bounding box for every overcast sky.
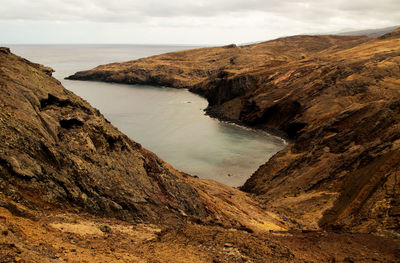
[1,0,399,45]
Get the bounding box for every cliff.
[1,29,400,261]
[242,29,400,234]
[0,47,204,225]
[68,29,400,236]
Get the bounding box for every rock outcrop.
[68,29,400,236]
[1,41,400,261]
[0,47,208,225]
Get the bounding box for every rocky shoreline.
[1,28,400,262]
[204,105,291,142]
[68,28,400,235]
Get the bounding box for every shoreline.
[63,77,286,188]
[204,104,290,144]
[65,77,290,143]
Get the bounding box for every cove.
[9,44,286,187]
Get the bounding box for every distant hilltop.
[337,25,400,36]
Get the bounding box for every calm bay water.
[9,44,285,187]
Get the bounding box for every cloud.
[0,0,399,44]
[1,0,399,24]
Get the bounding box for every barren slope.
[2,206,399,262]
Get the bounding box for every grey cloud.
[0,0,399,31]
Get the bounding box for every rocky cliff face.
[68,29,400,236]
[240,30,400,234]
[0,47,208,225]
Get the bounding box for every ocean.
[8,44,285,187]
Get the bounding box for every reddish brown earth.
[2,205,399,262]
[0,29,399,262]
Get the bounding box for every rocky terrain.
[0,28,399,262]
[69,28,400,237]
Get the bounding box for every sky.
[0,0,399,45]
